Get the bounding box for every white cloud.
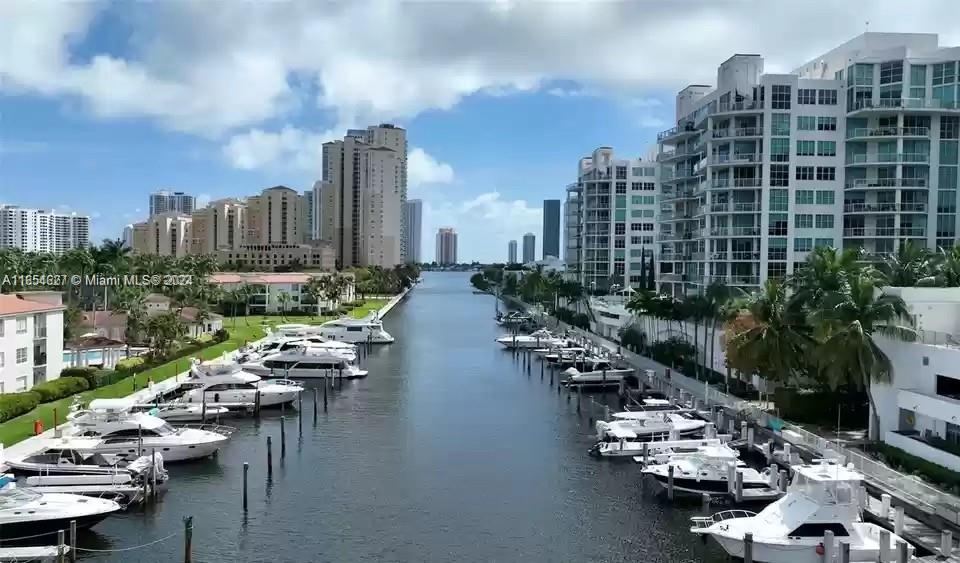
[423,192,541,262]
[638,115,668,128]
[408,148,455,188]
[222,126,336,171]
[4,1,958,136]
[196,193,212,208]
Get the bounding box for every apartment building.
[210,272,355,314]
[508,240,518,264]
[522,232,536,264]
[132,212,193,257]
[435,228,457,265]
[542,199,561,259]
[402,199,423,264]
[0,205,90,254]
[0,292,65,392]
[565,147,659,291]
[149,191,195,218]
[655,32,959,296]
[189,198,246,254]
[245,186,309,246]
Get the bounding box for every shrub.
[875,442,960,493]
[29,377,90,403]
[774,387,868,428]
[60,366,99,389]
[0,392,41,423]
[213,328,230,343]
[94,370,127,388]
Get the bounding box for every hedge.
[59,366,99,389]
[875,442,960,494]
[0,393,41,423]
[30,377,90,403]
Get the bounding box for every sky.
[1,1,959,262]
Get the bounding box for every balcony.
[709,202,761,213]
[844,178,928,190]
[34,327,47,339]
[708,226,761,237]
[715,100,763,114]
[843,203,927,213]
[710,153,762,166]
[660,188,700,202]
[658,121,700,142]
[846,126,930,140]
[657,145,705,163]
[712,127,763,139]
[849,97,960,115]
[701,275,761,286]
[845,153,930,166]
[842,227,924,237]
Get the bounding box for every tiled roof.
[0,294,64,316]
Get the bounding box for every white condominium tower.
[149,191,195,217]
[0,205,90,254]
[402,199,423,264]
[318,124,408,268]
[565,147,659,291]
[435,227,457,265]
[656,32,959,297]
[522,232,536,264]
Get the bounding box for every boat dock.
[0,546,70,562]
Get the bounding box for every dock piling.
[280,416,287,458]
[743,532,753,563]
[667,464,674,501]
[778,469,788,493]
[880,493,891,519]
[734,470,743,503]
[243,462,249,511]
[69,520,76,562]
[642,442,648,466]
[879,530,890,563]
[323,381,328,411]
[942,530,953,558]
[700,492,710,514]
[151,448,158,500]
[57,530,65,563]
[840,540,851,563]
[823,530,834,563]
[183,516,194,563]
[267,436,273,477]
[313,388,318,423]
[894,505,904,535]
[896,541,908,563]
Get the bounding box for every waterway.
[82,272,728,562]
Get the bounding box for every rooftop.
[0,294,65,317]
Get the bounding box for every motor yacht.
[691,461,915,562]
[590,436,727,459]
[496,312,532,327]
[180,360,303,407]
[595,412,705,443]
[642,449,771,496]
[0,486,121,539]
[314,317,394,344]
[563,366,635,388]
[7,442,163,478]
[495,329,566,349]
[146,403,231,422]
[242,346,368,379]
[67,401,231,462]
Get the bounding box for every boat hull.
[646,473,768,495]
[0,511,115,539]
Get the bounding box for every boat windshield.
[155,422,177,436]
[0,488,41,508]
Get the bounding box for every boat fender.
[815,543,825,556]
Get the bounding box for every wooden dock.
[0,546,69,562]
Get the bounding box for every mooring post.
[879,530,890,563]
[69,520,76,562]
[881,494,891,519]
[243,462,249,512]
[894,505,904,536]
[323,381,328,411]
[313,388,318,423]
[896,540,908,563]
[941,530,953,558]
[764,439,773,463]
[266,436,273,477]
[700,492,710,514]
[735,470,743,503]
[667,464,675,501]
[642,442,649,466]
[57,530,65,563]
[151,448,158,500]
[183,516,194,563]
[840,540,851,563]
[540,361,544,379]
[743,532,753,563]
[823,530,835,563]
[576,384,581,414]
[778,469,788,493]
[280,416,286,458]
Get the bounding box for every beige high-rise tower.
[245,186,308,245]
[318,124,407,268]
[190,198,246,254]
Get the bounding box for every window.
[643,182,656,191]
[615,182,627,194]
[815,190,835,205]
[615,223,626,235]
[794,238,813,252]
[818,89,837,105]
[795,214,813,228]
[631,182,641,191]
[817,141,837,156]
[815,238,834,248]
[16,317,26,334]
[771,113,791,136]
[817,117,837,131]
[772,85,791,109]
[796,166,814,180]
[0,352,3,367]
[797,140,815,156]
[789,523,850,538]
[815,214,834,229]
[797,116,816,131]
[16,348,27,364]
[933,62,956,86]
[798,88,817,104]
[770,164,789,187]
[911,65,927,86]
[643,223,654,231]
[616,166,627,179]
[770,138,790,162]
[854,63,874,86]
[816,166,836,181]
[769,189,789,211]
[879,61,904,84]
[796,190,814,204]
[769,213,788,235]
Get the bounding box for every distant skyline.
[3,2,958,260]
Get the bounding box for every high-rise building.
[655,32,959,297]
[565,147,659,290]
[522,232,536,263]
[542,199,561,259]
[245,186,308,246]
[0,205,89,254]
[402,199,423,263]
[132,213,193,257]
[435,227,458,265]
[189,198,247,254]
[149,191,195,217]
[319,124,407,268]
[303,190,315,242]
[121,225,134,249]
[508,240,518,264]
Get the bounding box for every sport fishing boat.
[562,366,635,388]
[594,411,706,444]
[691,461,915,562]
[495,329,566,349]
[642,449,771,496]
[7,443,163,478]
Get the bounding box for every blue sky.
[2,1,958,261]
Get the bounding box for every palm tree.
[60,247,95,305]
[145,311,185,359]
[305,276,329,317]
[789,246,872,310]
[811,274,916,438]
[113,286,148,343]
[276,291,291,320]
[878,241,934,287]
[703,282,747,381]
[927,246,960,287]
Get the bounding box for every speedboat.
[180,360,303,407]
[15,453,169,504]
[692,461,915,562]
[242,346,368,379]
[314,317,394,344]
[495,329,566,349]
[563,366,635,388]
[146,403,230,422]
[591,436,727,459]
[496,312,532,327]
[67,402,231,462]
[7,442,159,477]
[0,485,121,538]
[642,449,771,496]
[595,412,705,443]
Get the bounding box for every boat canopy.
[753,493,821,537]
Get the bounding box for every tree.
[470,273,489,292]
[113,286,148,343]
[276,290,291,320]
[878,241,934,287]
[789,246,871,310]
[927,246,960,287]
[502,272,519,296]
[146,311,185,359]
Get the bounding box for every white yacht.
[595,412,706,443]
[315,317,394,344]
[67,401,231,462]
[642,450,771,496]
[242,346,368,379]
[563,366,635,388]
[692,461,915,562]
[591,436,728,459]
[495,329,566,349]
[181,360,303,408]
[7,442,161,478]
[0,486,121,539]
[147,403,230,422]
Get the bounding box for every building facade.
[566,147,659,291]
[319,124,407,268]
[522,232,536,264]
[542,199,561,259]
[132,213,193,257]
[0,205,90,254]
[245,186,309,246]
[402,199,423,264]
[149,191,195,218]
[656,32,960,296]
[508,240,518,264]
[0,292,65,393]
[210,272,355,315]
[189,198,246,254]
[435,228,457,265]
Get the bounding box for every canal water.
[82,272,729,562]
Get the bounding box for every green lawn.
[0,297,392,446]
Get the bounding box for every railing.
[915,329,960,349]
[850,98,960,112]
[658,121,698,141]
[846,127,930,139]
[34,327,47,338]
[712,127,763,139]
[846,153,930,165]
[711,153,762,165]
[730,251,761,260]
[709,227,761,237]
[845,178,928,189]
[843,227,896,237]
[717,101,763,113]
[843,203,920,213]
[711,202,761,213]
